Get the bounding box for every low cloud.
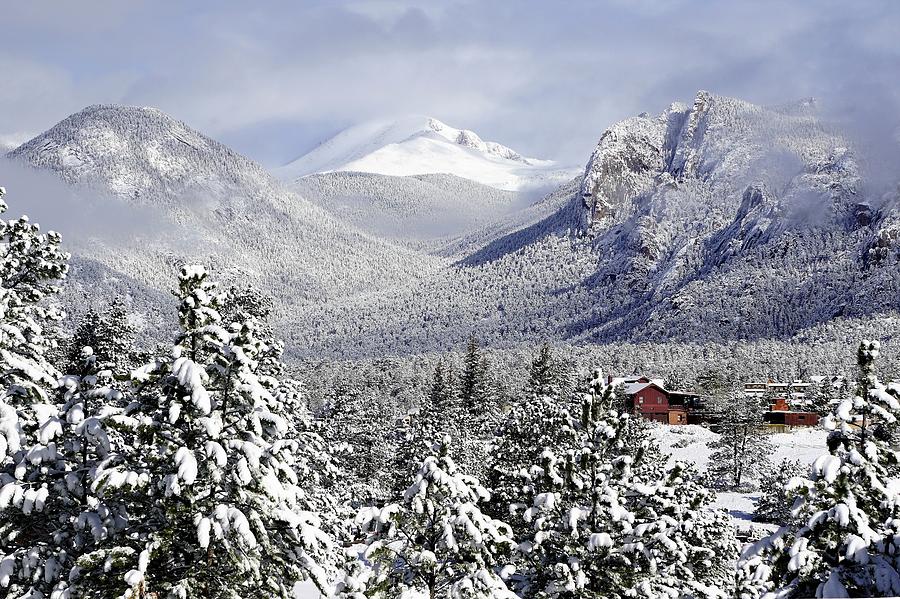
[0,158,175,248]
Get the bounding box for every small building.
[757,383,820,428]
[628,380,671,424]
[608,375,698,425]
[765,410,819,427]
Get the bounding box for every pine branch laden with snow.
[738,340,900,599]
[339,436,518,599]
[507,373,737,599]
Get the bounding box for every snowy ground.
[651,423,828,534]
[294,581,321,599]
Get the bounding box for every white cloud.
[1,0,898,167]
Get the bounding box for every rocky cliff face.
[559,91,900,343]
[579,91,858,231]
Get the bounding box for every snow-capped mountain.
[8,95,900,361]
[6,105,439,331]
[274,115,580,192]
[288,91,900,358]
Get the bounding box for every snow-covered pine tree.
[46,346,139,597]
[218,282,276,343]
[0,184,68,424]
[387,362,466,503]
[459,336,492,421]
[807,378,838,417]
[753,459,806,525]
[578,368,660,466]
[62,299,138,374]
[512,373,737,598]
[526,344,562,398]
[429,359,456,412]
[342,436,517,599]
[424,359,462,443]
[449,342,496,480]
[0,184,82,597]
[707,391,772,491]
[322,379,396,506]
[485,391,579,535]
[695,368,729,415]
[738,340,900,598]
[107,265,333,598]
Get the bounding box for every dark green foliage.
[754,459,806,525]
[62,299,138,374]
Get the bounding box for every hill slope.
[7,105,440,322]
[291,171,529,242]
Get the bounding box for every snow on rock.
[275,115,580,192]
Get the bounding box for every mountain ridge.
[7,94,900,361]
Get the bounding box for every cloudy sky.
[3,0,899,166]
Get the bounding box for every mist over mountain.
[279,91,900,358]
[4,104,441,335]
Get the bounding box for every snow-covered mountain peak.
[6,103,440,309]
[579,90,854,226]
[274,115,578,192]
[7,103,272,201]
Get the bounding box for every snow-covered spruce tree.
[753,459,806,525]
[738,340,900,598]
[340,436,517,599]
[108,265,333,598]
[512,377,737,599]
[707,391,772,491]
